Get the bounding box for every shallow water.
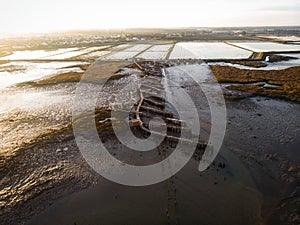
[105,51,141,59]
[169,42,252,59]
[229,42,300,52]
[78,50,111,59]
[137,51,168,60]
[0,61,85,89]
[0,48,78,60]
[146,44,173,52]
[258,36,300,42]
[136,44,173,59]
[98,42,300,61]
[43,46,110,60]
[124,44,152,52]
[0,46,111,60]
[209,53,300,70]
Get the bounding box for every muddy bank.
[211,65,300,101]
[26,62,262,225]
[0,105,124,225]
[26,95,300,225]
[224,97,300,224]
[0,60,299,225]
[0,125,98,225]
[0,60,139,224]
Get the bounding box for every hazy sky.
[0,0,299,33]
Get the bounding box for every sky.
[0,0,299,34]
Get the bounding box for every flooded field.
[146,44,173,52]
[105,44,151,59]
[136,44,173,59]
[123,44,152,52]
[105,51,141,60]
[101,42,254,60]
[2,41,300,62]
[42,46,110,60]
[0,46,110,60]
[229,42,300,52]
[136,51,167,59]
[77,50,111,60]
[0,48,78,60]
[259,36,300,42]
[169,42,252,59]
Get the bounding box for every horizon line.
[1,25,300,36]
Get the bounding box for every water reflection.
[0,61,85,89]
